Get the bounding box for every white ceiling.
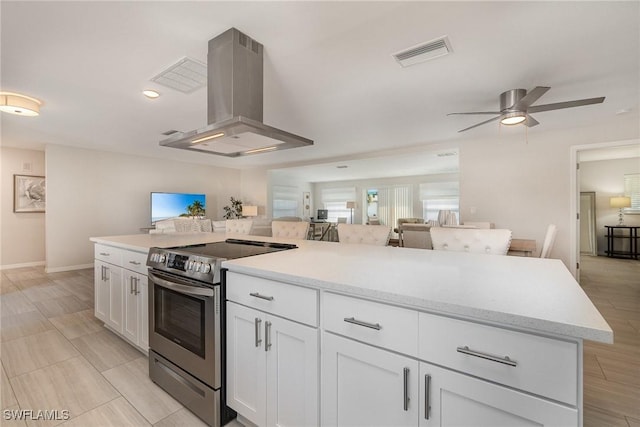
[1,2,638,174]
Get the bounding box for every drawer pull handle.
[99,252,110,256]
[249,292,274,301]
[403,367,410,411]
[129,261,141,266]
[343,317,382,330]
[456,346,517,367]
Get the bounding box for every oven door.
[148,270,220,389]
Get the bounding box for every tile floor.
[0,257,638,426]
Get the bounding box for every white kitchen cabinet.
[123,270,148,351]
[418,362,578,426]
[94,243,148,353]
[322,332,420,427]
[227,301,318,427]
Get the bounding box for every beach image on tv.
[151,193,206,223]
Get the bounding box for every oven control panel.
[147,249,217,283]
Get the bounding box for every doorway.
[579,192,597,256]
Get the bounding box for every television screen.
[151,192,206,224]
[317,209,328,220]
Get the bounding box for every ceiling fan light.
[500,112,526,125]
[0,92,42,116]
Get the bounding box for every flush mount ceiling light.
[143,89,160,99]
[0,92,42,116]
[500,111,527,125]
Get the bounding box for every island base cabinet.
[123,271,148,351]
[322,332,419,427]
[94,260,123,334]
[227,302,318,427]
[419,362,578,426]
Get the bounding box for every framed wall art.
[14,174,46,213]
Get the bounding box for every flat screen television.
[151,192,206,224]
[317,209,328,220]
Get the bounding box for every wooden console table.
[605,225,639,260]
[508,239,537,257]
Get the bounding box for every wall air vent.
[151,57,207,93]
[393,36,452,67]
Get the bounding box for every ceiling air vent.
[151,57,207,93]
[393,36,452,67]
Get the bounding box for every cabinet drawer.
[95,244,122,266]
[323,293,418,357]
[226,272,318,327]
[122,250,148,275]
[418,312,578,406]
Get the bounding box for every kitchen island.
[91,232,612,427]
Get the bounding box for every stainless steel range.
[146,239,297,427]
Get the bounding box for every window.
[625,173,640,213]
[320,187,356,223]
[376,185,413,228]
[419,181,459,222]
[272,185,299,218]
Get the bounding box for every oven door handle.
[148,271,214,297]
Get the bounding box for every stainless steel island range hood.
[160,28,313,157]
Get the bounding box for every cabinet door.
[322,332,419,427]
[419,362,577,426]
[227,302,267,426]
[266,315,318,427]
[138,275,149,352]
[94,261,110,323]
[106,264,123,334]
[122,270,139,345]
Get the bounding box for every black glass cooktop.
[170,239,297,260]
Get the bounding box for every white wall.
[580,157,640,255]
[0,147,46,268]
[45,145,240,271]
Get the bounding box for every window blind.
[624,173,640,212]
[272,185,299,218]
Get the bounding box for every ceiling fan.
[448,87,605,133]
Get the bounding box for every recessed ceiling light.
[143,90,160,99]
[336,165,348,169]
[0,92,42,116]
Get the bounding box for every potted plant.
[223,197,244,219]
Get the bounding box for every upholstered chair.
[225,219,254,235]
[401,224,432,249]
[540,224,557,258]
[337,224,392,246]
[430,227,512,255]
[272,221,310,240]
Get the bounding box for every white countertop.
[90,233,612,343]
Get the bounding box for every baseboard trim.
[45,263,94,273]
[0,261,46,271]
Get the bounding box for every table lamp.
[610,196,631,225]
[346,201,356,224]
[242,205,258,217]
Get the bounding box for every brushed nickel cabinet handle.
[99,252,110,256]
[343,317,382,330]
[129,276,134,294]
[250,292,274,301]
[254,318,262,347]
[424,374,431,420]
[456,346,517,367]
[129,261,141,266]
[265,321,272,352]
[403,367,410,411]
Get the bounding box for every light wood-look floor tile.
[13,277,56,291]
[32,296,89,319]
[583,353,605,379]
[584,375,640,420]
[20,284,72,303]
[1,310,55,343]
[10,356,119,427]
[153,407,208,427]
[48,310,103,340]
[1,329,79,378]
[103,357,182,424]
[1,362,17,409]
[583,404,631,427]
[54,279,94,304]
[71,330,142,372]
[0,292,37,318]
[628,416,640,427]
[59,397,150,427]
[1,404,28,427]
[599,356,640,387]
[0,280,20,295]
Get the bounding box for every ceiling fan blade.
[513,86,550,110]
[457,116,501,133]
[447,112,501,116]
[524,114,540,127]
[527,97,605,114]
